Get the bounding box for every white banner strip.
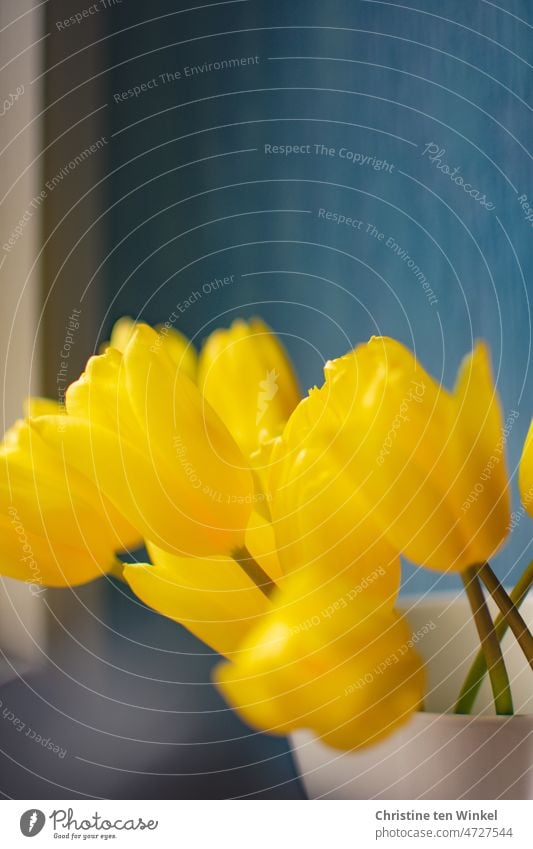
[1,799,531,848]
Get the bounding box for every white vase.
[291,594,533,799]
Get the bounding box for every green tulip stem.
[460,567,513,716]
[478,561,533,671]
[456,559,533,714]
[232,545,277,599]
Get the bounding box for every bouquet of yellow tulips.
[2,316,532,750]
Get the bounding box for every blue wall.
[106,0,533,593]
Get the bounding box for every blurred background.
[0,0,531,798]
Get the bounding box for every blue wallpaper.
[106,0,533,593]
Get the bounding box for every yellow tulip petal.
[271,429,400,593]
[449,343,511,564]
[295,337,510,572]
[31,414,222,557]
[124,325,255,553]
[268,361,401,591]
[519,418,533,514]
[198,318,300,455]
[102,317,197,381]
[24,397,64,418]
[66,347,128,434]
[0,415,139,585]
[244,511,283,583]
[125,543,272,656]
[154,324,197,380]
[0,514,115,587]
[101,316,137,353]
[33,325,256,557]
[215,568,425,750]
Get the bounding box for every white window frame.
[0,0,46,676]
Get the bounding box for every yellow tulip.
[123,512,282,657]
[291,337,510,573]
[215,567,425,750]
[102,316,137,354]
[32,325,256,558]
[25,397,66,418]
[198,318,300,455]
[269,385,401,596]
[243,509,283,584]
[102,316,197,381]
[519,419,533,515]
[0,402,140,587]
